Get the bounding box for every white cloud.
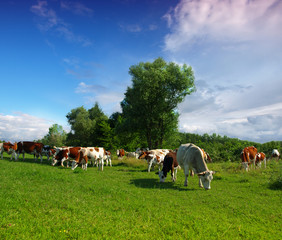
[164,0,282,52]
[61,1,93,16]
[163,0,282,143]
[30,0,92,46]
[75,82,124,115]
[75,82,106,93]
[0,113,52,142]
[119,23,142,33]
[178,80,282,143]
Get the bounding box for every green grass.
[0,154,281,239]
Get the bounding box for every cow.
[126,152,138,159]
[0,142,18,160]
[190,149,212,177]
[177,143,215,190]
[240,146,258,171]
[84,147,106,171]
[37,145,56,161]
[116,149,125,159]
[105,150,112,167]
[16,141,44,162]
[255,152,266,168]
[201,149,212,163]
[52,147,88,170]
[138,149,170,172]
[157,151,181,182]
[271,149,280,161]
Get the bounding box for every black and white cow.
[157,151,180,182]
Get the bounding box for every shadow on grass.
[130,178,195,191]
[1,156,53,166]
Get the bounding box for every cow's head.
[157,170,167,183]
[198,171,214,190]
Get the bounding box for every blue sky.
[1,0,282,143]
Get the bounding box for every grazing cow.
[52,147,88,170]
[240,146,258,171]
[177,143,215,190]
[0,142,18,160]
[255,152,266,168]
[271,149,280,161]
[157,151,180,182]
[138,149,170,172]
[116,149,125,158]
[84,147,106,171]
[17,141,44,162]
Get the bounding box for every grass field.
[0,153,281,239]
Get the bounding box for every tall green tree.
[121,57,196,149]
[66,106,93,146]
[41,124,67,147]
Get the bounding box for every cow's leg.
[0,152,3,160]
[100,158,104,171]
[61,158,67,167]
[148,160,153,172]
[171,166,174,181]
[198,177,203,188]
[264,158,266,168]
[22,153,25,161]
[183,165,189,187]
[12,151,17,161]
[71,161,79,170]
[173,167,178,182]
[40,154,43,163]
[242,162,248,171]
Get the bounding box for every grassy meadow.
[0,153,281,239]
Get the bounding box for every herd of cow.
[0,141,280,190]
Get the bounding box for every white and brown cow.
[116,149,125,159]
[17,141,44,162]
[85,147,106,171]
[138,149,170,172]
[52,147,88,170]
[255,152,266,168]
[177,143,215,190]
[158,151,181,182]
[271,149,280,161]
[0,142,18,160]
[240,146,258,171]
[104,150,112,167]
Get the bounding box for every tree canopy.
[121,57,196,149]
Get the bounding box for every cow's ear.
[198,172,206,176]
[211,171,216,175]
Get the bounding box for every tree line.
[35,57,281,162]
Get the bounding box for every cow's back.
[177,143,206,171]
[177,143,195,167]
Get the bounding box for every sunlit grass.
[0,154,281,239]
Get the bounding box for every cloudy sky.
[1,0,281,143]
